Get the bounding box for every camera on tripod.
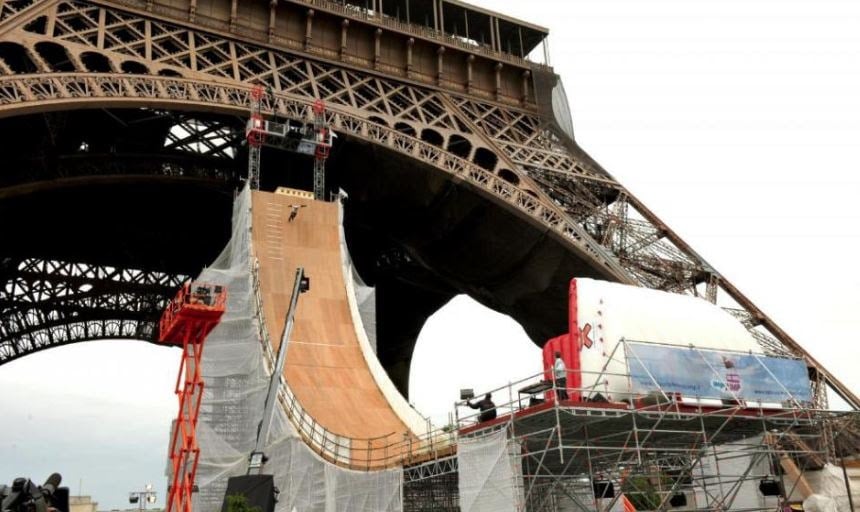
[0,473,69,512]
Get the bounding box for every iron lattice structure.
[0,0,855,410]
[0,257,187,362]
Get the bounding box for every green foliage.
[226,494,262,512]
[621,475,662,511]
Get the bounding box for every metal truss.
[0,0,37,25]
[163,114,241,159]
[403,455,459,512]
[0,108,242,187]
[452,373,859,512]
[0,0,856,408]
[5,150,240,185]
[403,454,458,483]
[0,257,187,364]
[0,73,620,278]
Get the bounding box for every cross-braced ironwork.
[0,257,187,364]
[0,0,856,411]
[163,115,240,159]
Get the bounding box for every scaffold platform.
[400,360,859,512]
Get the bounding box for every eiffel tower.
[0,0,855,411]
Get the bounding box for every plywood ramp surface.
[252,191,413,455]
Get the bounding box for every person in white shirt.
[553,351,569,400]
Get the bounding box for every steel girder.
[0,0,855,409]
[0,257,187,364]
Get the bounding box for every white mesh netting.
[803,464,859,512]
[457,430,523,512]
[187,185,402,512]
[351,271,378,353]
[694,437,773,510]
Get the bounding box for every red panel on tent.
[542,333,580,401]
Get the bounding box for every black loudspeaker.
[669,493,687,507]
[758,478,784,497]
[221,475,276,512]
[592,480,615,498]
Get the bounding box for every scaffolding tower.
[245,86,265,191]
[158,282,227,512]
[401,341,860,512]
[244,86,333,199]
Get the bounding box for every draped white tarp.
[694,436,772,511]
[803,464,858,512]
[457,430,522,512]
[186,185,402,512]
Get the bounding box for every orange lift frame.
[158,282,227,512]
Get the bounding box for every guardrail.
[289,0,551,70]
[453,340,820,434]
[453,367,632,431]
[106,0,550,99]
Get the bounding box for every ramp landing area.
[251,191,416,466]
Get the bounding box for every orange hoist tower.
[158,282,227,512]
[245,85,333,199]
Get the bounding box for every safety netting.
[339,198,377,353]
[803,464,859,512]
[694,436,773,510]
[351,269,378,353]
[457,430,523,512]
[184,184,402,512]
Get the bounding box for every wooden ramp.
[252,190,414,466]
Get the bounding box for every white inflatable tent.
[570,278,764,402]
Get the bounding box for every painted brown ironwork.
[0,0,855,410]
[0,257,187,364]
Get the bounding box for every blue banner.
[626,343,812,403]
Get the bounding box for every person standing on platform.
[554,351,569,401]
[467,393,497,422]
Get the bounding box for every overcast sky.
[3,0,860,508]
[412,0,860,423]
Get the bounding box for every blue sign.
[626,342,812,403]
